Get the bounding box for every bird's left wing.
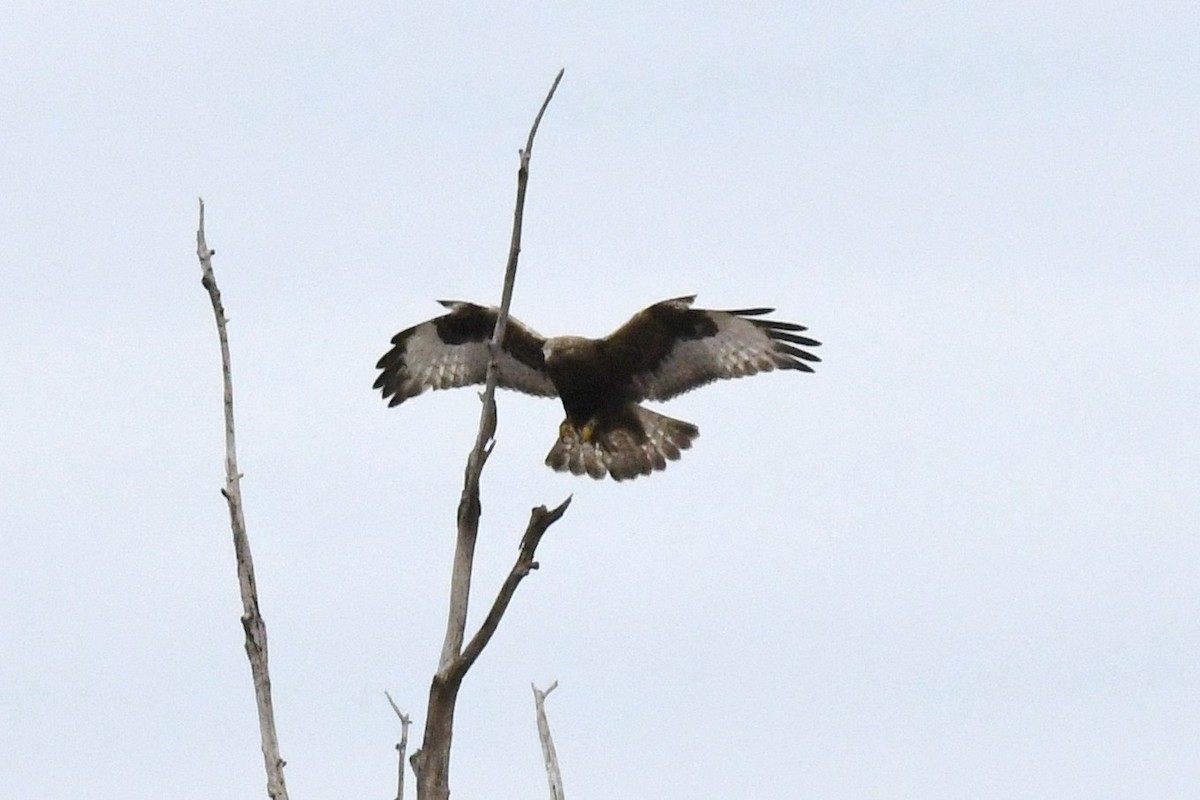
[374,301,556,407]
[605,296,821,402]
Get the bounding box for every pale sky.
[3,3,1198,799]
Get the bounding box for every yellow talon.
[582,419,598,443]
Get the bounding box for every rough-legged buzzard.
[375,296,820,481]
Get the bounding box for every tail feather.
[545,406,700,481]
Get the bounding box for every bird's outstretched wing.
[604,295,821,402]
[374,301,556,407]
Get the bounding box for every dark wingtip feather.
[775,354,817,372]
[771,330,822,348]
[749,317,808,332]
[728,307,775,317]
[776,343,822,362]
[738,310,822,371]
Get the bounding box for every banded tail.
[545,406,700,481]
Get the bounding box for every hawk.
[374,295,820,481]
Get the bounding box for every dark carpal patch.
[434,305,494,345]
[653,303,719,340]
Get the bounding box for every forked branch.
[386,691,413,800]
[442,66,567,669]
[452,498,572,683]
[412,69,569,800]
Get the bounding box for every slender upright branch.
[196,199,290,800]
[413,69,568,800]
[532,682,565,800]
[385,691,413,800]
[441,66,566,670]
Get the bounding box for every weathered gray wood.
[533,682,565,800]
[196,200,290,800]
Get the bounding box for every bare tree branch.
[196,199,290,800]
[385,691,413,800]
[441,66,567,670]
[532,682,565,800]
[452,499,571,684]
[412,68,567,800]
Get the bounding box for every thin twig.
[385,691,413,800]
[196,199,290,800]
[532,681,565,800]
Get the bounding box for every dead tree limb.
[195,199,290,800]
[385,691,413,800]
[454,501,571,682]
[532,681,565,800]
[440,66,566,670]
[411,68,568,800]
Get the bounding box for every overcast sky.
[3,3,1198,799]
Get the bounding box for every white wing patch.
[375,317,556,406]
[401,324,484,393]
